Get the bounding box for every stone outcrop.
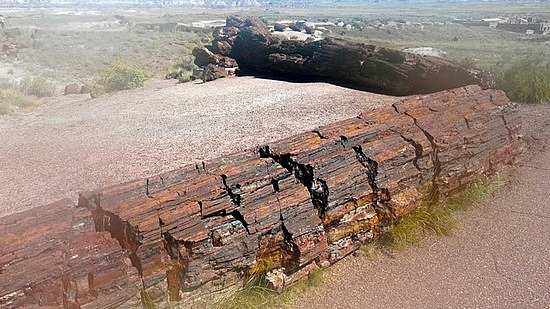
[64,83,81,95]
[195,16,487,96]
[1,37,22,57]
[192,46,238,69]
[0,86,522,308]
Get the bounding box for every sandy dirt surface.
[292,103,550,309]
[0,77,398,217]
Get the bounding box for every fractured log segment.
[0,199,141,309]
[0,85,522,307]
[78,150,327,304]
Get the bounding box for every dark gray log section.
[197,16,487,96]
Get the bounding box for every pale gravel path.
[292,103,550,309]
[0,77,397,217]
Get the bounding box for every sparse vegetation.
[357,239,384,260]
[213,285,286,309]
[177,71,194,83]
[497,59,550,104]
[92,60,147,97]
[213,267,325,309]
[0,78,40,114]
[18,76,56,97]
[384,173,509,250]
[169,58,196,83]
[0,89,36,115]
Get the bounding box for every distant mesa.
[193,15,487,96]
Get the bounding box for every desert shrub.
[0,78,17,90]
[18,76,56,97]
[497,59,550,104]
[167,58,196,83]
[98,60,146,93]
[0,89,36,115]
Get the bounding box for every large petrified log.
[195,16,486,96]
[0,86,522,307]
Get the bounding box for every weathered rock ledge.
[0,86,522,308]
[193,16,488,96]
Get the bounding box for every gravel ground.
[0,77,397,217]
[292,103,550,309]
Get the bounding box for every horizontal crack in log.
[201,208,250,235]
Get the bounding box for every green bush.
[19,77,56,97]
[99,60,146,93]
[497,59,550,104]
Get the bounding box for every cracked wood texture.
[0,86,522,308]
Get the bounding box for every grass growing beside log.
[497,59,550,104]
[374,172,510,252]
[212,268,325,309]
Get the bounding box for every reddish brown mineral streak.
[0,86,522,308]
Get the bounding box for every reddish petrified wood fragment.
[0,200,141,308]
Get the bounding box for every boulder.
[192,46,238,68]
[273,23,286,32]
[64,83,80,95]
[210,39,233,56]
[288,23,302,32]
[203,63,229,81]
[226,15,246,28]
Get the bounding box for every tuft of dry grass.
[0,89,36,115]
[212,267,325,309]
[385,173,510,250]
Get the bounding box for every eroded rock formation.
[193,16,487,96]
[0,86,522,308]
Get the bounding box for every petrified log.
[0,200,141,308]
[0,86,522,307]
[199,16,487,96]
